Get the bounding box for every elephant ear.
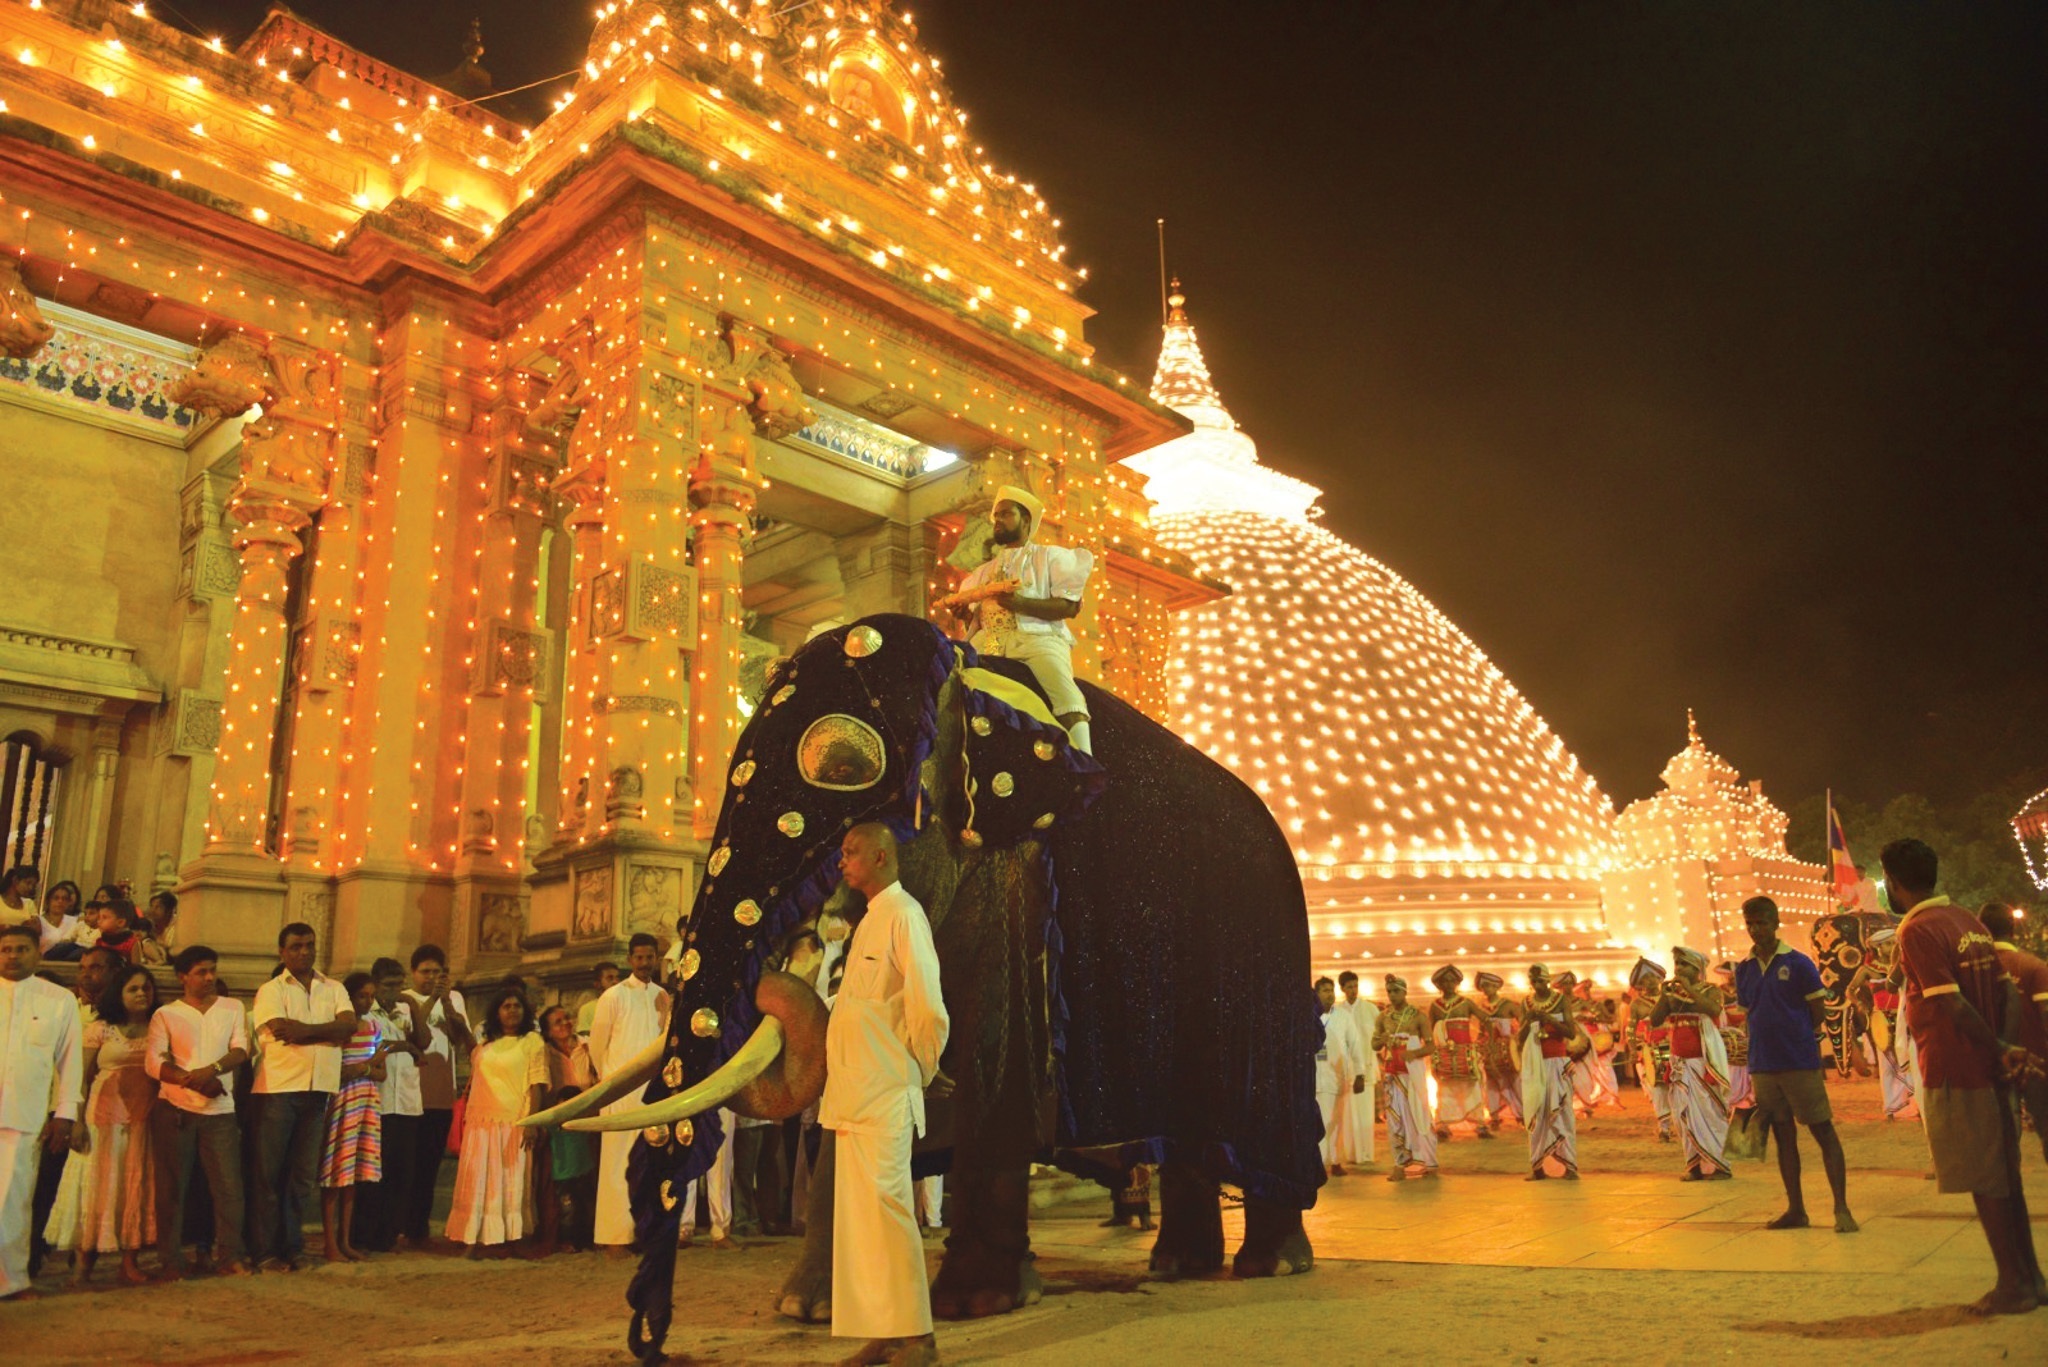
[953,662,1107,848]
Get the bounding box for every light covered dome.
[1129,286,1633,984]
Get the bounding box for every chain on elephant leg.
[929,1165,1041,1320]
[1149,1160,1225,1277]
[776,1130,835,1323]
[1233,1196,1314,1279]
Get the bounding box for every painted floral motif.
[0,322,198,429]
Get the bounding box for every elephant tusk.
[518,1029,669,1130]
[562,1017,786,1133]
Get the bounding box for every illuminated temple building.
[0,1,1818,993]
[1131,288,1642,985]
[0,0,1207,983]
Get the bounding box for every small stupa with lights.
[1129,284,1639,987]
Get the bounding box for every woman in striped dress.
[319,973,388,1262]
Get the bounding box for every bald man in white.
[819,824,949,1366]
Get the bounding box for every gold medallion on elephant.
[771,685,796,707]
[991,772,1015,798]
[1033,739,1056,761]
[960,827,983,849]
[843,625,884,658]
[707,844,732,876]
[643,1125,670,1148]
[730,759,756,788]
[733,899,762,927]
[970,716,993,737]
[673,1119,695,1146]
[678,948,701,981]
[776,811,805,838]
[797,715,886,791]
[690,1007,721,1038]
[662,1057,684,1089]
[1033,813,1056,829]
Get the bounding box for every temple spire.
[1148,278,1235,431]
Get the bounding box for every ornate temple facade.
[0,0,1205,982]
[1599,714,1830,965]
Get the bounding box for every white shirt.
[36,913,76,953]
[1317,1008,1363,1095]
[818,882,949,1138]
[0,973,83,1130]
[400,988,469,1110]
[587,975,668,1081]
[1342,995,1381,1087]
[369,1002,422,1117]
[250,970,352,1094]
[962,542,1094,645]
[145,996,250,1116]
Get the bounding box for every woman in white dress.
[446,986,546,1256]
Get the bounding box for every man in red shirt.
[1884,839,2041,1315]
[1980,902,2048,1163]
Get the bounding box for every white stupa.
[1130,283,1638,985]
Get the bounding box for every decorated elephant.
[527,614,1322,1359]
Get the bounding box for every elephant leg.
[1232,1195,1313,1279]
[775,1130,835,1323]
[929,1165,1042,1319]
[1148,1160,1225,1277]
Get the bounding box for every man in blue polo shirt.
[1735,896,1859,1233]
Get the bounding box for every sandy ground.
[9,1077,2047,1366]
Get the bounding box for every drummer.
[948,485,1097,754]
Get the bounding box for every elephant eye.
[797,714,887,791]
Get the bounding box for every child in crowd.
[319,972,389,1262]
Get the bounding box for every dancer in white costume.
[1427,965,1490,1140]
[1474,972,1523,1131]
[951,485,1096,755]
[1519,963,1586,1181]
[1653,947,1732,1180]
[1371,976,1438,1180]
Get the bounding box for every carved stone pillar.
[165,335,336,976]
[687,319,812,838]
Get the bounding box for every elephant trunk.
[563,970,829,1132]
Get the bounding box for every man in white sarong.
[950,485,1097,755]
[1475,972,1523,1132]
[820,824,949,1367]
[1652,947,1732,1180]
[1427,965,1490,1140]
[1313,977,1365,1176]
[1371,975,1438,1181]
[1519,963,1585,1181]
[1,924,82,1299]
[588,932,675,1251]
[1859,930,1919,1120]
[1334,971,1379,1167]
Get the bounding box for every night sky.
[168,1,2048,814]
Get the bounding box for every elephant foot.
[777,1288,831,1323]
[1232,1199,1314,1279]
[1149,1160,1225,1279]
[930,1251,1041,1320]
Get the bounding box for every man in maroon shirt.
[1980,902,2048,1163]
[1883,838,2041,1315]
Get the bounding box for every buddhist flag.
[1826,794,1857,898]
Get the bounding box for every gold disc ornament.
[777,811,806,838]
[843,625,884,658]
[690,1008,721,1038]
[797,714,887,791]
[733,899,763,927]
